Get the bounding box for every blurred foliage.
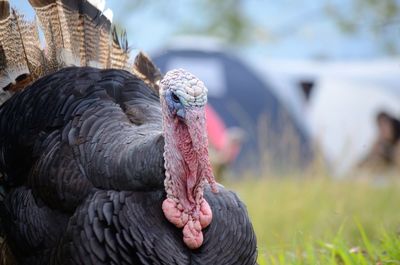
[118,0,254,45]
[121,0,400,53]
[190,0,253,44]
[324,0,400,54]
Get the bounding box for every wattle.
[161,106,217,249]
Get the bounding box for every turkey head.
[160,69,218,249]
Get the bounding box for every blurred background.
[109,0,400,179]
[112,1,400,263]
[15,0,400,178]
[14,0,400,263]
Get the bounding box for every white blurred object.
[309,77,400,175]
[256,61,311,137]
[260,58,400,175]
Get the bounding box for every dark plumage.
[0,0,257,263]
[0,67,257,264]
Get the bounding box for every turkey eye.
[171,93,180,103]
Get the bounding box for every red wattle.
[183,219,203,249]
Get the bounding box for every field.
[226,176,400,265]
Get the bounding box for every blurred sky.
[12,0,398,61]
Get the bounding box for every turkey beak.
[185,107,207,150]
[176,108,186,121]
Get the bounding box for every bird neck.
[160,98,218,249]
[162,111,202,209]
[161,99,218,204]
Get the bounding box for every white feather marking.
[103,8,113,23]
[88,60,103,69]
[58,49,80,67]
[0,65,29,88]
[88,0,106,12]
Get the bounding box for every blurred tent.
[152,37,314,172]
[261,59,400,175]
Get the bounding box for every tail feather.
[30,0,82,67]
[78,0,103,65]
[98,25,111,66]
[109,27,129,69]
[132,51,162,95]
[29,0,129,69]
[11,10,44,75]
[0,0,9,22]
[0,0,162,104]
[0,2,43,93]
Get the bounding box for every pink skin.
[161,101,218,249]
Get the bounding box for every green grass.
[226,177,400,264]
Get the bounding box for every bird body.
[0,1,257,264]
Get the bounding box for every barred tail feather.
[0,1,43,94]
[109,27,129,69]
[132,51,162,95]
[0,0,162,105]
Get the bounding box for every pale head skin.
[159,69,218,249]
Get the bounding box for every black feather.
[0,66,257,264]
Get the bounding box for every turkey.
[0,0,257,264]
